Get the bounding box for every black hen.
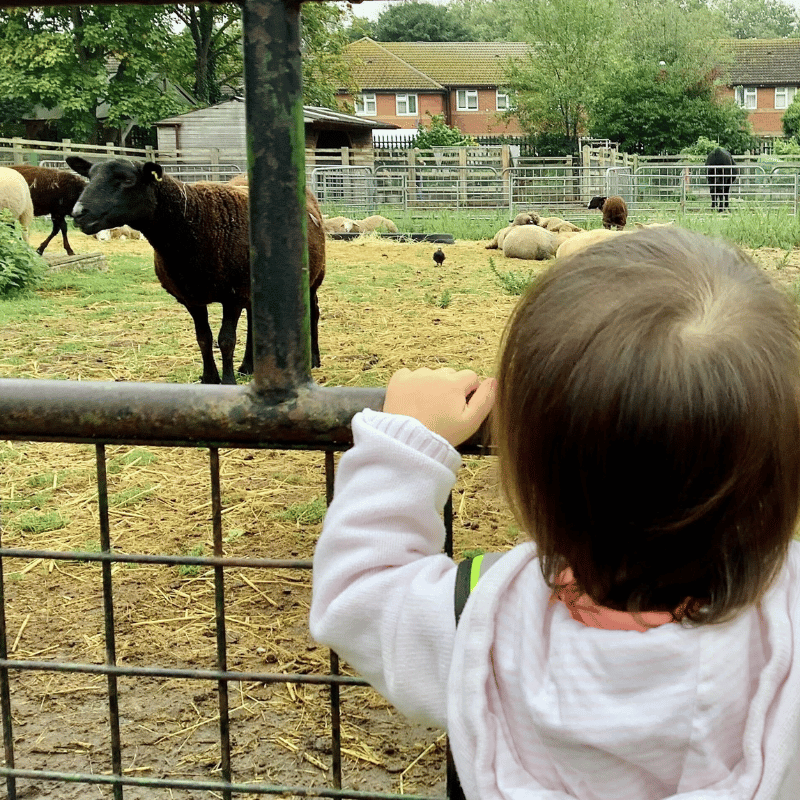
[433,248,446,266]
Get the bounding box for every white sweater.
[309,408,800,800]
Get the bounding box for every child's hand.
[383,367,497,447]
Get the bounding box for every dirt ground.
[3,228,800,799]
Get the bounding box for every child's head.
[495,227,800,624]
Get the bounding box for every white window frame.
[456,89,479,111]
[735,86,757,110]
[395,93,418,116]
[355,92,377,116]
[496,90,513,111]
[775,86,797,110]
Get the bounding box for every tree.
[413,114,477,148]
[374,1,473,42]
[502,0,622,143]
[712,0,798,39]
[588,62,755,153]
[783,95,800,139]
[0,7,185,144]
[168,5,243,106]
[301,3,354,108]
[446,0,526,41]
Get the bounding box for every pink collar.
[552,569,676,632]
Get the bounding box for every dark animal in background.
[433,248,446,266]
[705,147,738,212]
[67,156,326,384]
[9,164,87,255]
[588,195,628,230]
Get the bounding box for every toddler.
[310,227,800,800]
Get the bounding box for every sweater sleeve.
[309,408,463,728]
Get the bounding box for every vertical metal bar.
[209,447,232,799]
[0,516,16,800]
[444,494,454,559]
[96,444,123,800]
[324,450,342,788]
[242,0,311,393]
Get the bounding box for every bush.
[783,96,800,139]
[414,113,477,149]
[0,210,46,298]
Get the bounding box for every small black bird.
[433,247,446,266]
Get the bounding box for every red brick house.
[340,38,528,136]
[719,39,800,137]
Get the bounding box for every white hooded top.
[309,409,800,800]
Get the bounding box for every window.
[775,87,797,110]
[496,91,513,111]
[355,93,376,116]
[456,89,479,111]
[396,94,418,116]
[735,86,757,110]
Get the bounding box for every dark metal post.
[242,0,311,395]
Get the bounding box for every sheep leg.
[36,214,73,256]
[218,303,244,385]
[187,304,222,384]
[238,306,253,376]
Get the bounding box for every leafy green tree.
[588,62,755,153]
[344,15,377,42]
[301,3,354,108]
[503,0,621,143]
[374,1,473,42]
[413,114,477,148]
[783,96,800,139]
[446,0,526,41]
[168,5,243,106]
[0,7,184,143]
[712,0,798,39]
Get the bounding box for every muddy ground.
[2,227,799,799]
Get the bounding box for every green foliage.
[489,257,536,295]
[589,62,755,154]
[783,96,800,140]
[0,7,186,144]
[301,3,355,109]
[447,0,526,41]
[713,0,798,39]
[12,510,68,534]
[278,496,327,525]
[374,2,473,42]
[413,114,477,148]
[424,289,452,308]
[681,136,724,156]
[504,0,621,142]
[772,138,800,156]
[0,211,46,299]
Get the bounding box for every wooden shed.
[155,98,396,155]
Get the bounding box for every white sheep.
[501,225,560,260]
[356,215,399,233]
[95,225,143,241]
[0,166,34,243]
[323,216,361,235]
[555,228,625,260]
[486,213,537,250]
[536,216,583,233]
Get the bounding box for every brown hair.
[494,227,800,624]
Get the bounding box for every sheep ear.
[144,162,164,183]
[66,156,92,177]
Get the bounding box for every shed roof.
[345,38,529,90]
[727,38,800,85]
[157,98,396,130]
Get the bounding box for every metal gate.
[0,1,477,798]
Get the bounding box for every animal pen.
[0,1,485,798]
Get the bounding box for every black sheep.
[9,164,87,255]
[705,147,738,212]
[67,156,326,384]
